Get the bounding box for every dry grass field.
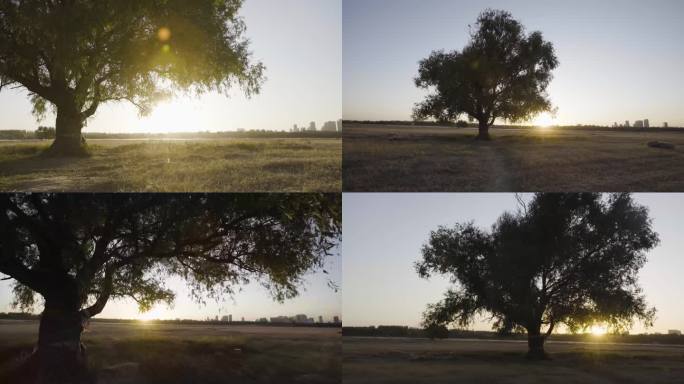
[342,124,684,191]
[0,138,341,192]
[343,336,684,384]
[0,320,341,384]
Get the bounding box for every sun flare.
[532,112,555,128]
[138,98,206,133]
[590,324,608,336]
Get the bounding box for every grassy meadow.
[0,138,341,192]
[343,337,684,383]
[343,124,684,191]
[0,320,341,384]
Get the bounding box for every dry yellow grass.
[343,124,684,192]
[0,138,341,192]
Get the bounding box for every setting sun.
[590,324,608,336]
[533,112,555,128]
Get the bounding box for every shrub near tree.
[0,193,340,383]
[35,126,56,140]
[416,193,659,359]
[413,9,558,140]
[0,0,264,156]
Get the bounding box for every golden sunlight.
[533,112,555,128]
[590,324,608,336]
[138,98,206,133]
[137,306,166,322]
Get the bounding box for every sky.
[343,193,684,334]
[0,0,342,133]
[343,0,684,127]
[0,248,341,322]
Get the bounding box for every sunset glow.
[532,112,555,128]
[590,324,608,336]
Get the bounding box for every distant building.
[308,121,317,131]
[625,120,630,127]
[270,316,291,323]
[634,120,644,128]
[668,329,682,335]
[664,122,669,128]
[321,121,337,132]
[241,317,245,322]
[333,316,340,324]
[292,124,299,132]
[644,119,649,128]
[257,317,268,323]
[318,316,324,323]
[221,315,230,322]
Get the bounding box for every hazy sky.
[0,249,341,322]
[343,0,684,127]
[0,0,342,133]
[343,193,684,334]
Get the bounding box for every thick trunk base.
[526,334,550,360]
[32,307,93,384]
[476,123,491,141]
[46,109,89,157]
[44,135,89,157]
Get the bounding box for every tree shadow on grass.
[0,145,123,191]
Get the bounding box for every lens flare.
[158,27,172,42]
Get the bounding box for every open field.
[0,138,341,192]
[343,336,684,384]
[0,320,341,384]
[342,124,684,191]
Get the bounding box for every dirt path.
[478,142,514,191]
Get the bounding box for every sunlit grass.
[0,138,341,192]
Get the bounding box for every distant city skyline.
[0,0,342,133]
[343,0,684,127]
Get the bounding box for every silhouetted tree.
[0,0,264,156]
[0,193,340,383]
[413,9,558,140]
[416,193,658,359]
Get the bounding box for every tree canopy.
[416,193,658,358]
[413,9,558,140]
[0,0,264,154]
[0,193,340,317]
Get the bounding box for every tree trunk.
[476,120,491,140]
[526,331,549,360]
[47,108,87,157]
[34,302,92,384]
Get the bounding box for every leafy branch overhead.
[0,194,341,317]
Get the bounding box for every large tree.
[0,0,264,155]
[416,193,658,359]
[0,193,340,383]
[413,9,558,140]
